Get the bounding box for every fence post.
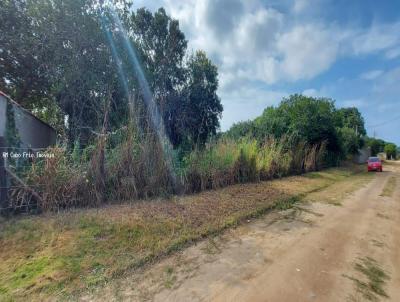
[0,137,8,210]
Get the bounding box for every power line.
[366,115,400,128]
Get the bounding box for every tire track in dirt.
[153,164,400,302]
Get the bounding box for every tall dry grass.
[181,136,327,193]
[8,127,328,212]
[22,147,92,211]
[106,129,174,200]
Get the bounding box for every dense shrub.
[181,136,326,194]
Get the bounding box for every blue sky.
[134,0,400,144]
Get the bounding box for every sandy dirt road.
[152,163,400,302]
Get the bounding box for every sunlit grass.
[380,176,396,197]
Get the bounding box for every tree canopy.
[225,94,374,160]
[384,143,397,159]
[0,0,222,148]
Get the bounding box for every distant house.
[0,91,56,208]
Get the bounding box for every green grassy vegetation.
[346,257,390,301]
[183,136,321,193]
[303,164,374,206]
[380,176,397,197]
[0,164,365,301]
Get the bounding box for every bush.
[181,136,326,194]
[22,147,94,211]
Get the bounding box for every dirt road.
[152,163,400,302]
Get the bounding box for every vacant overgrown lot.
[0,164,366,301]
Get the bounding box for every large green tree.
[384,143,397,160]
[335,107,366,136]
[254,94,340,154]
[0,0,52,107]
[183,51,223,146]
[334,107,366,155]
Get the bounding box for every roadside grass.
[345,257,390,302]
[0,164,365,301]
[303,166,374,206]
[380,177,397,197]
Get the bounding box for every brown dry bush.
[24,147,94,211]
[106,126,174,201]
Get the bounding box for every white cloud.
[341,98,367,108]
[372,66,400,94]
[360,70,383,80]
[132,0,400,131]
[302,88,319,97]
[351,22,400,55]
[385,47,400,59]
[146,1,400,89]
[293,0,309,14]
[277,25,339,81]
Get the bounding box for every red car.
[367,157,383,172]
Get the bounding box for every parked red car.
[367,157,383,172]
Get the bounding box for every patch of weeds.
[85,263,107,288]
[370,239,385,248]
[376,213,390,220]
[165,266,174,275]
[380,177,396,197]
[0,256,64,297]
[202,237,221,255]
[10,257,52,289]
[345,256,390,301]
[274,196,300,210]
[163,266,176,289]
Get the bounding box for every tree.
[384,143,397,160]
[335,107,366,136]
[225,120,256,140]
[337,127,361,156]
[334,107,366,155]
[183,51,223,147]
[130,7,187,112]
[365,137,386,156]
[253,95,340,154]
[0,0,53,107]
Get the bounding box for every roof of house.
[0,91,56,132]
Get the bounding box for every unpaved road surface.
[151,163,400,302]
[85,164,400,302]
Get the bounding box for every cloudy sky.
[134,0,400,144]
